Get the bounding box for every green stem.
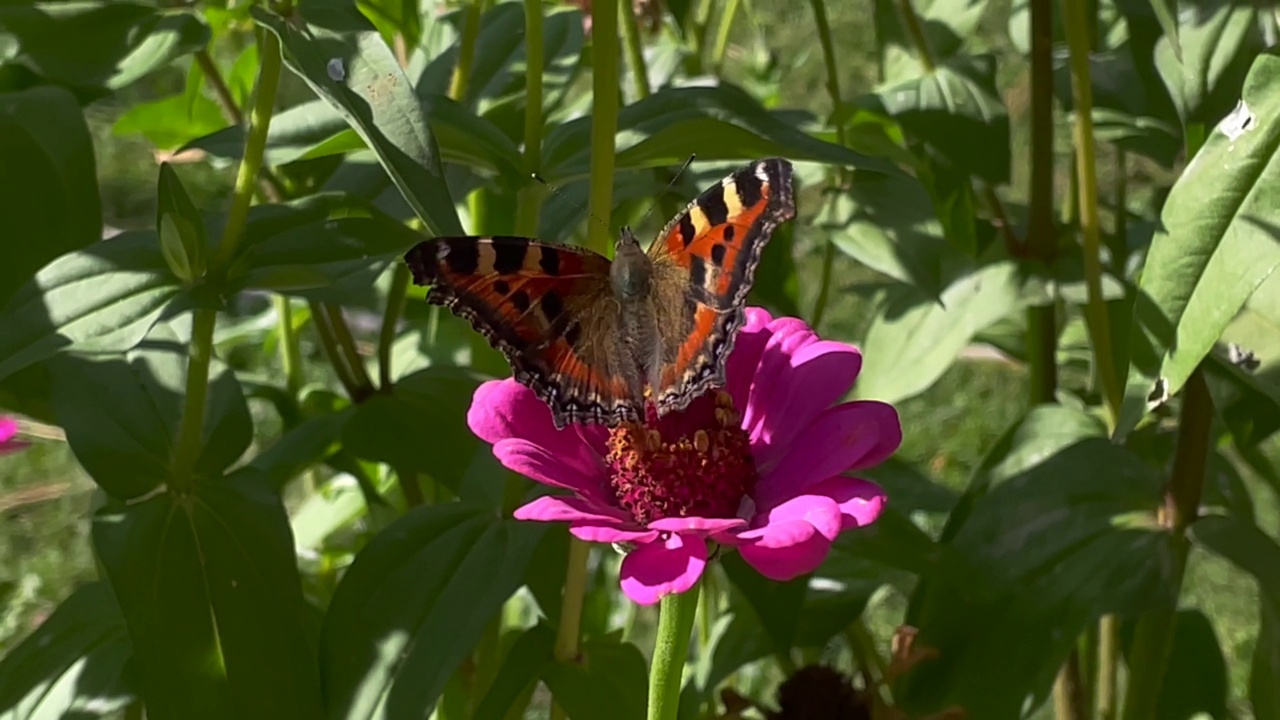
[552,537,591,719]
[812,235,836,328]
[895,0,936,72]
[193,48,287,201]
[211,27,282,270]
[324,303,374,401]
[274,296,304,394]
[171,308,216,487]
[709,0,740,70]
[378,263,410,390]
[647,580,701,720]
[310,300,362,400]
[1111,148,1128,274]
[1061,0,1121,429]
[1053,650,1086,720]
[586,0,621,256]
[515,0,546,237]
[620,0,652,99]
[1121,370,1212,720]
[1026,0,1056,406]
[1098,614,1119,720]
[449,0,486,104]
[808,0,847,328]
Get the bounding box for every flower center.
[605,391,757,526]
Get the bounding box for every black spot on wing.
[697,185,730,226]
[492,279,510,295]
[539,248,561,275]
[678,214,697,247]
[541,291,564,322]
[710,243,727,268]
[563,321,582,347]
[435,240,479,276]
[491,238,528,274]
[689,253,708,290]
[511,290,531,313]
[723,225,735,243]
[733,166,764,209]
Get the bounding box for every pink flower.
[468,308,900,605]
[0,417,30,456]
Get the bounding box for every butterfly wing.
[645,157,796,415]
[404,236,643,428]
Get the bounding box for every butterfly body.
[405,158,795,429]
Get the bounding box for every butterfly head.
[611,226,652,301]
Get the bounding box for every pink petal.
[619,533,708,605]
[723,494,844,581]
[811,476,888,530]
[571,525,659,544]
[512,494,631,524]
[755,401,901,508]
[647,516,748,534]
[493,438,611,505]
[468,380,609,457]
[724,308,775,408]
[740,319,820,441]
[0,417,17,443]
[749,340,864,466]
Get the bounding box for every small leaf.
[156,163,208,284]
[1117,52,1280,439]
[252,3,463,236]
[0,231,181,383]
[0,85,101,305]
[857,261,1034,404]
[320,503,545,719]
[92,470,324,720]
[0,582,134,718]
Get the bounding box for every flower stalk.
[515,0,546,237]
[587,0,621,256]
[647,578,701,720]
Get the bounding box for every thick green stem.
[1026,0,1056,411]
[647,580,701,720]
[808,0,847,327]
[274,295,304,395]
[449,0,486,103]
[378,263,410,390]
[1053,651,1086,720]
[171,309,217,486]
[620,0,652,99]
[515,0,546,236]
[1098,614,1120,720]
[310,300,362,400]
[211,29,282,270]
[1062,0,1121,428]
[1121,370,1212,719]
[586,0,621,256]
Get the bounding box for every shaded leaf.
[472,624,555,720]
[542,636,647,720]
[1154,0,1262,125]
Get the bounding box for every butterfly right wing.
[403,236,643,428]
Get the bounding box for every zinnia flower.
[0,417,29,456]
[467,308,900,605]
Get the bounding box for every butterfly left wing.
[404,236,644,428]
[645,158,797,415]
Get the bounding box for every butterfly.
[403,158,796,430]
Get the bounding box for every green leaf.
[0,231,181,383]
[872,54,1010,185]
[1192,514,1280,619]
[92,470,324,720]
[48,324,251,499]
[113,59,228,150]
[472,624,555,720]
[1117,52,1280,439]
[0,2,210,95]
[1154,0,1262,125]
[542,85,890,182]
[157,163,208,285]
[899,440,1169,716]
[0,85,101,305]
[720,552,807,653]
[252,2,462,236]
[341,367,485,495]
[250,412,350,491]
[1143,609,1228,720]
[678,602,773,717]
[857,261,1035,404]
[1252,601,1280,720]
[0,582,134,718]
[320,503,545,719]
[542,636,647,720]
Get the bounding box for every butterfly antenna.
[531,172,613,237]
[634,153,697,230]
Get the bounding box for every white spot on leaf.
[1219,99,1254,141]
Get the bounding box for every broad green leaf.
[542,636,647,720]
[542,85,889,182]
[0,582,134,719]
[678,601,773,718]
[250,411,350,491]
[1253,601,1280,720]
[342,366,485,495]
[720,552,807,653]
[1143,609,1228,720]
[464,4,584,113]
[873,0,991,83]
[857,261,1034,404]
[1191,514,1280,619]
[899,441,1169,717]
[253,3,463,236]
[818,169,959,299]
[113,58,227,150]
[0,85,101,305]
[320,503,545,720]
[0,231,181,382]
[93,470,324,720]
[0,2,209,94]
[1117,52,1280,439]
[1154,0,1262,125]
[471,624,555,720]
[48,324,251,499]
[872,54,1010,185]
